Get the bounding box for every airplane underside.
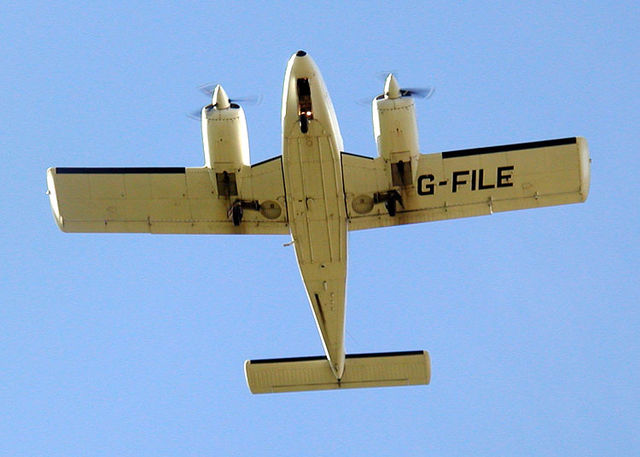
[46,50,589,394]
[283,120,348,379]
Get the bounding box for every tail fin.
[244,350,430,394]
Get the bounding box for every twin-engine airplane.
[47,50,590,394]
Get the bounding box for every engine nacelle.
[201,85,250,172]
[372,74,420,187]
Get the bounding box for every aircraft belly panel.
[283,121,348,375]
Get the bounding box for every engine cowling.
[372,74,420,187]
[201,85,250,172]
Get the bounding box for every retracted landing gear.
[228,200,260,226]
[374,190,403,217]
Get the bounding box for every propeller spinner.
[382,73,435,100]
[188,84,262,120]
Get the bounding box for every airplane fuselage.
[281,51,347,378]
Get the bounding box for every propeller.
[198,84,263,105]
[187,84,262,120]
[383,73,434,100]
[358,73,435,106]
[399,87,435,99]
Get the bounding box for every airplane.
[46,50,590,394]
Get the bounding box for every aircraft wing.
[46,156,289,234]
[342,137,590,231]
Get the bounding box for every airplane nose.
[289,50,316,77]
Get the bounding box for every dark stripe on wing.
[442,137,577,159]
[56,167,186,174]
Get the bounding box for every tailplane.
[244,350,430,394]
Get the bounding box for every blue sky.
[1,1,638,456]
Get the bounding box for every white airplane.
[47,50,590,394]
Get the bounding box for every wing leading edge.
[47,156,289,235]
[342,137,590,231]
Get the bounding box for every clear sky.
[1,1,638,456]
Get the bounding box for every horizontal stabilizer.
[244,350,430,394]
